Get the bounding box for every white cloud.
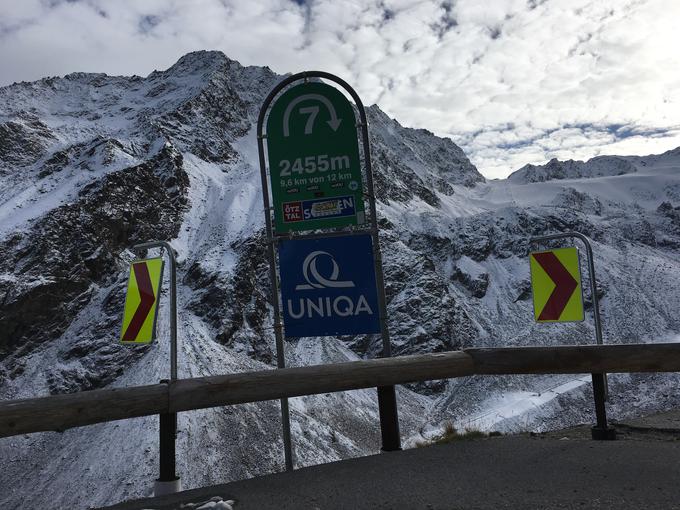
[0,0,679,178]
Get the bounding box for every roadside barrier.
[2,343,679,439]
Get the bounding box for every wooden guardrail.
[1,343,680,439]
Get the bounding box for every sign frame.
[256,71,402,469]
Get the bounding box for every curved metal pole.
[529,232,614,440]
[257,77,297,472]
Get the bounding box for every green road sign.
[266,82,366,233]
[530,247,584,323]
[120,257,164,344]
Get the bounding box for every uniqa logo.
[287,250,374,319]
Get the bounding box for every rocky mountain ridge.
[508,147,680,184]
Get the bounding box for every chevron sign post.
[530,247,584,322]
[120,257,164,343]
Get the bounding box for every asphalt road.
[103,415,680,510]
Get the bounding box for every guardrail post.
[591,373,616,440]
[377,385,400,451]
[155,380,180,495]
[360,81,402,453]
[156,411,180,493]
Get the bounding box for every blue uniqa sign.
[279,234,381,337]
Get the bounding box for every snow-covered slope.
[1,51,680,509]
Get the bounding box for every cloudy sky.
[1,0,679,178]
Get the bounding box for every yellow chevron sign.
[120,258,164,344]
[530,247,584,323]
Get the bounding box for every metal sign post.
[360,90,401,452]
[529,232,615,440]
[128,241,182,493]
[257,72,401,471]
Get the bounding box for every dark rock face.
[621,217,656,246]
[0,112,56,169]
[343,228,479,361]
[37,137,132,178]
[185,233,274,364]
[46,276,143,394]
[367,105,484,205]
[157,77,250,164]
[657,201,680,229]
[552,188,603,215]
[453,267,489,298]
[0,144,188,381]
[370,142,440,205]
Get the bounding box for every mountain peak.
[155,50,238,79]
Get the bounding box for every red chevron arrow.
[533,251,578,321]
[122,262,156,341]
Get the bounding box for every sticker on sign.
[282,196,357,223]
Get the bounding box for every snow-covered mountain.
[1,51,680,509]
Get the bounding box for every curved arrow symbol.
[122,262,156,341]
[282,94,342,137]
[533,252,578,321]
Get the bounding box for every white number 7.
[299,106,319,135]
